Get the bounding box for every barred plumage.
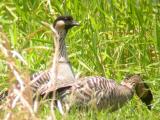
[30,70,51,91]
[61,74,153,112]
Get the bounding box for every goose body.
[61,75,152,111]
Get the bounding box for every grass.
[0,0,160,119]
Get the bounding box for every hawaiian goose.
[31,16,79,93]
[61,74,153,112]
[0,16,79,106]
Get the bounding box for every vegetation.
[0,0,160,119]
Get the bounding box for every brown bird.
[0,16,79,112]
[31,16,80,94]
[29,16,79,111]
[60,74,153,112]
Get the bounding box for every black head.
[124,74,153,110]
[53,16,79,30]
[135,81,153,110]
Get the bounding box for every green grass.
[0,0,160,119]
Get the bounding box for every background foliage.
[0,0,160,119]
